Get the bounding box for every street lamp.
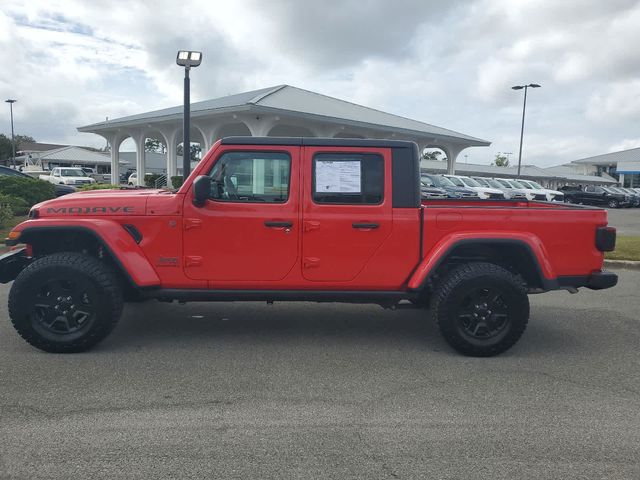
[5,99,17,167]
[176,50,202,179]
[511,83,541,176]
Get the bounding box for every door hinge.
[184,255,203,267]
[304,221,320,233]
[184,218,203,230]
[303,257,320,269]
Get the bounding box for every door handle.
[264,221,293,228]
[352,223,379,229]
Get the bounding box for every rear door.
[301,147,392,282]
[182,146,300,282]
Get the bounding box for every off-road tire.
[8,252,123,353]
[431,262,529,357]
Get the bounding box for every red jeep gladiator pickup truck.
[1,137,617,356]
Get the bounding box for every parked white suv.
[443,175,506,199]
[493,178,549,201]
[517,179,563,202]
[471,176,527,200]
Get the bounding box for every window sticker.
[315,160,361,193]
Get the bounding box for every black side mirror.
[192,175,211,207]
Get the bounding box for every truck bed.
[419,199,608,280]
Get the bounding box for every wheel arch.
[16,222,160,289]
[408,236,555,292]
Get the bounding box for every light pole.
[176,50,202,179]
[5,99,17,167]
[511,84,541,176]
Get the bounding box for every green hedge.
[170,176,184,188]
[0,176,56,206]
[0,203,14,227]
[0,194,30,216]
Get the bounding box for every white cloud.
[1,0,639,167]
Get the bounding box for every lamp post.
[176,51,202,179]
[511,84,541,176]
[5,99,17,167]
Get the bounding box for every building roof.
[572,147,640,166]
[78,85,490,146]
[21,146,122,166]
[18,141,74,153]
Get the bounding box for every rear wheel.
[431,263,529,357]
[608,199,619,208]
[8,252,123,353]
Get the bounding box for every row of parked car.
[560,185,640,208]
[420,174,565,202]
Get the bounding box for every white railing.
[154,174,167,188]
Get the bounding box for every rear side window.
[208,151,291,203]
[312,153,384,204]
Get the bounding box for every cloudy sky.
[1,0,639,166]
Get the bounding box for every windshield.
[424,175,455,187]
[528,180,545,189]
[496,179,513,188]
[420,176,436,187]
[446,176,465,187]
[460,177,482,187]
[508,180,526,189]
[60,168,87,177]
[518,180,534,189]
[484,178,505,189]
[472,177,489,187]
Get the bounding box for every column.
[134,133,146,187]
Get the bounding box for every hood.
[32,188,169,218]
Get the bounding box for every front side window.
[208,151,291,203]
[313,153,383,204]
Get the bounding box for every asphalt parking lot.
[605,207,640,235]
[1,269,639,480]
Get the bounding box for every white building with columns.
[78,85,490,186]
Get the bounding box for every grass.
[606,235,640,261]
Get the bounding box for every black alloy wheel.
[9,252,123,353]
[431,262,529,357]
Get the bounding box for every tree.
[145,138,166,153]
[492,154,510,167]
[177,143,202,161]
[0,133,36,165]
[423,150,447,162]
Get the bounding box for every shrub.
[79,184,121,191]
[170,176,184,189]
[0,203,13,227]
[0,194,29,216]
[0,176,55,206]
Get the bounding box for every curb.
[604,259,640,270]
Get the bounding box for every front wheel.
[608,199,619,208]
[431,263,529,357]
[8,252,123,353]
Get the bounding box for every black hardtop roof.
[221,136,417,149]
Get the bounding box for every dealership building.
[78,85,490,186]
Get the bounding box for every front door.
[301,146,392,283]
[183,146,300,282]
